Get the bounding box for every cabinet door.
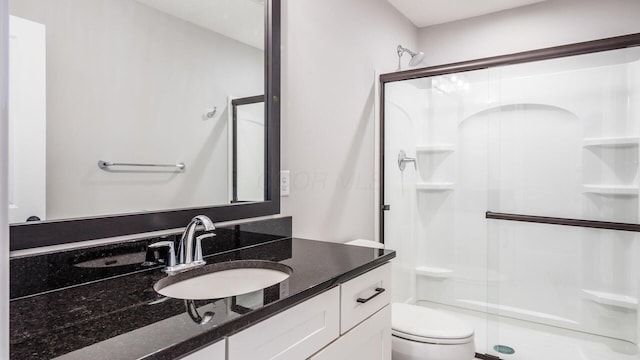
[309,305,391,360]
[228,287,340,360]
[181,339,225,360]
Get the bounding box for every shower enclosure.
[380,34,640,359]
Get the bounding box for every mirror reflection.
[232,96,265,203]
[8,0,266,224]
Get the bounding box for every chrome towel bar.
[98,160,185,170]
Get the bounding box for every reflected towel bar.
[486,211,640,232]
[98,160,186,171]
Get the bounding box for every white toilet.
[391,303,475,360]
[345,240,476,360]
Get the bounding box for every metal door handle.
[356,287,386,303]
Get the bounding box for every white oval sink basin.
[154,260,292,300]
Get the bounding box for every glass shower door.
[382,69,500,357]
[485,46,640,359]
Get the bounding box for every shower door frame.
[378,32,640,244]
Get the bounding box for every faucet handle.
[148,241,177,267]
[398,150,417,171]
[194,233,216,263]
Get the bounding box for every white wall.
[281,0,417,242]
[0,0,9,357]
[10,0,263,221]
[417,0,640,67]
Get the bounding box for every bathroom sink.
[154,260,292,300]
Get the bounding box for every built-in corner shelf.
[416,182,455,191]
[582,184,639,196]
[415,144,455,154]
[583,136,640,148]
[582,289,638,310]
[415,266,453,279]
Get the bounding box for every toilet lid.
[392,303,474,344]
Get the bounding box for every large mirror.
[8,0,281,250]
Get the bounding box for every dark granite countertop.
[10,218,394,360]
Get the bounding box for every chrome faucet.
[179,215,216,266]
[150,215,216,275]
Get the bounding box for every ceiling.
[135,0,264,50]
[387,0,548,27]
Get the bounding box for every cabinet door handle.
[356,287,385,304]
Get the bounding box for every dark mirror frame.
[9,0,281,251]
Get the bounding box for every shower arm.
[397,45,416,58]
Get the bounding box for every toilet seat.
[392,303,474,345]
[392,329,474,345]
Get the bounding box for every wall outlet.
[280,170,290,197]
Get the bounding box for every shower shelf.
[582,289,637,310]
[583,136,640,148]
[415,266,452,279]
[415,144,455,153]
[416,182,455,191]
[582,184,639,196]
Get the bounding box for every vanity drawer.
[340,262,391,334]
[227,286,340,360]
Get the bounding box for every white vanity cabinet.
[181,262,391,360]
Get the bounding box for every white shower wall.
[384,47,640,346]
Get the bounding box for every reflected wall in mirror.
[231,95,265,203]
[8,0,265,224]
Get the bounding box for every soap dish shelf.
[583,137,640,148]
[582,184,639,196]
[582,289,637,310]
[415,266,453,279]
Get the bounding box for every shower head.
[397,45,424,67]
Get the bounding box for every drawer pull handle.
[356,287,385,304]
